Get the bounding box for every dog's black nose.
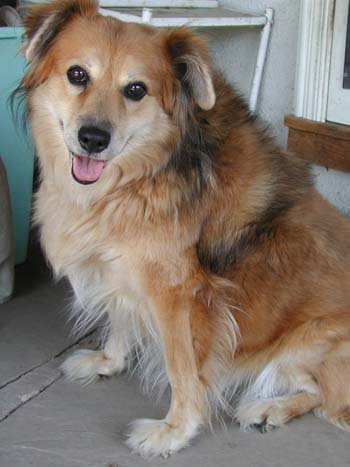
[78,126,111,153]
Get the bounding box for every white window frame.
[295,0,350,125]
[294,0,335,122]
[327,0,350,124]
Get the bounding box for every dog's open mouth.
[71,154,106,185]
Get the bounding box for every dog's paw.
[126,418,196,458]
[236,399,288,433]
[61,349,127,385]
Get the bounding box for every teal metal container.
[0,27,34,264]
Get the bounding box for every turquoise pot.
[0,27,34,264]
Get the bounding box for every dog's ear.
[22,0,99,62]
[166,28,215,111]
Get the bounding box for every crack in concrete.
[0,330,96,392]
[0,331,96,423]
[0,374,62,423]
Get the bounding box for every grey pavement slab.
[0,334,95,423]
[1,248,350,466]
[0,251,75,388]
[1,373,349,467]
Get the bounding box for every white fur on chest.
[69,253,140,309]
[36,188,145,332]
[69,256,143,332]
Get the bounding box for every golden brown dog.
[18,0,350,457]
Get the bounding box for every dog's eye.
[67,66,89,86]
[123,82,147,101]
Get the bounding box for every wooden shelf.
[100,7,267,28]
[99,1,219,7]
[285,115,350,172]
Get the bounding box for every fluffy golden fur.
[18,0,350,457]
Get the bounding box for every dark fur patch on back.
[198,220,277,275]
[197,151,313,275]
[168,114,215,196]
[166,72,256,200]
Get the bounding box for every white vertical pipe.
[142,8,153,23]
[249,8,274,113]
[295,1,311,117]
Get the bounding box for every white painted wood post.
[249,8,274,113]
[142,8,153,23]
[294,0,335,122]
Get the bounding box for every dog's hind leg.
[237,314,350,432]
[236,392,321,432]
[61,309,133,384]
[235,362,322,431]
[313,341,350,430]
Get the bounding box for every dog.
[18,0,350,457]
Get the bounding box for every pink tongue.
[72,155,106,183]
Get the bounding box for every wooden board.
[100,1,219,7]
[100,7,267,27]
[285,115,350,172]
[28,0,219,6]
[107,7,258,18]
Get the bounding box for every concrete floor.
[1,249,350,467]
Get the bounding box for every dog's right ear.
[22,0,99,62]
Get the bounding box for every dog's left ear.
[166,28,216,111]
[22,0,99,62]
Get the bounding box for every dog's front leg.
[127,275,209,457]
[61,307,132,384]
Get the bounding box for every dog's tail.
[313,341,350,430]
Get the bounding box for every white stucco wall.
[312,166,350,216]
[206,0,300,147]
[205,0,350,216]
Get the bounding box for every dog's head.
[20,0,215,193]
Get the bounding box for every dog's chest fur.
[35,180,199,324]
[36,185,147,314]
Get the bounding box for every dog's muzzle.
[71,124,111,184]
